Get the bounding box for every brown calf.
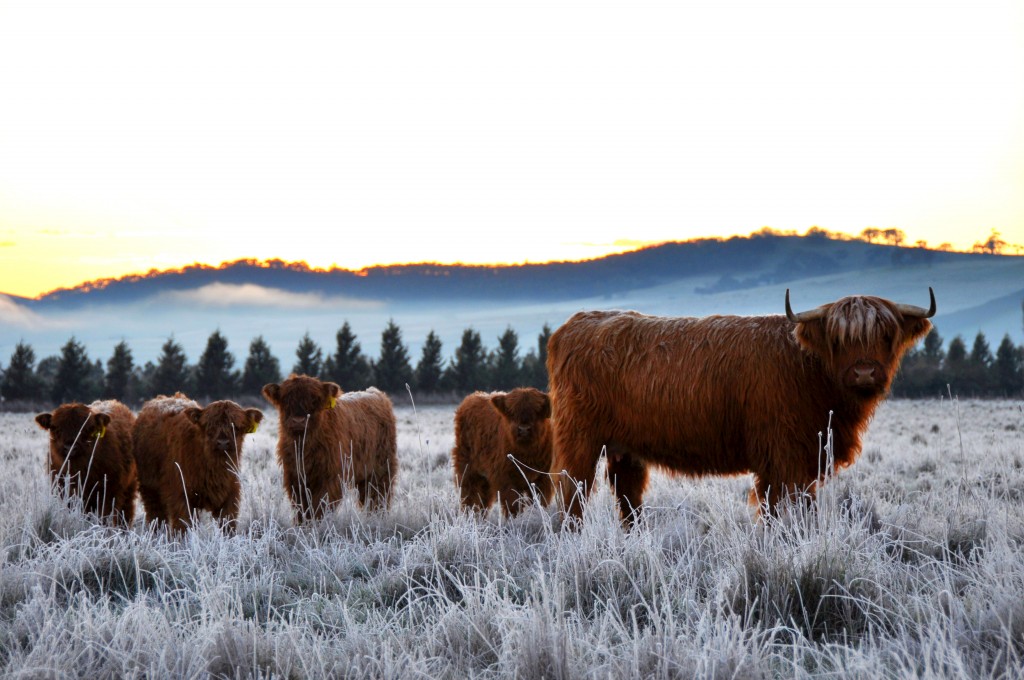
[262,374,398,522]
[36,400,138,526]
[132,393,262,533]
[452,388,553,516]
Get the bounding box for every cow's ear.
[900,317,932,347]
[322,382,342,410]
[184,407,203,425]
[491,394,510,418]
[262,383,281,405]
[35,413,53,430]
[91,412,111,435]
[244,408,263,433]
[538,393,552,420]
[793,319,828,356]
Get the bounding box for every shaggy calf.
[132,393,263,533]
[262,375,398,522]
[36,400,138,526]
[547,289,936,525]
[452,388,554,516]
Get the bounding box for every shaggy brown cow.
[547,289,936,524]
[132,393,262,533]
[36,400,138,526]
[452,388,554,516]
[262,375,398,522]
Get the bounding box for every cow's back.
[336,387,398,479]
[548,309,812,474]
[133,395,198,485]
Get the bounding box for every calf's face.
[36,404,111,464]
[262,375,341,437]
[184,401,263,459]
[491,388,551,447]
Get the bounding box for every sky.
[1,0,1022,299]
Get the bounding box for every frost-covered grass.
[1,398,1023,678]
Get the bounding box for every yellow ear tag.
[324,397,337,411]
[93,425,106,440]
[247,422,259,434]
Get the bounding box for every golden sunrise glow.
[2,0,1023,298]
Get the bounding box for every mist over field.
[1,398,1023,678]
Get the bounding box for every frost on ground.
[1,398,1023,679]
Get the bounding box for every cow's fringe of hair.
[824,297,902,349]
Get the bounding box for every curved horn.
[785,289,826,323]
[894,286,936,319]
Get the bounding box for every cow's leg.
[499,482,531,518]
[116,489,136,528]
[751,465,817,516]
[163,497,191,536]
[606,451,649,527]
[532,470,555,507]
[552,422,603,526]
[356,474,390,512]
[215,493,241,534]
[458,471,494,512]
[138,485,167,528]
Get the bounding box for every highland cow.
[262,375,398,522]
[36,400,138,526]
[132,393,262,533]
[547,289,936,525]
[452,388,554,516]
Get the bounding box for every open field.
[1,398,1023,678]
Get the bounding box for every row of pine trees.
[0,321,552,408]
[1,320,1022,409]
[893,327,1024,398]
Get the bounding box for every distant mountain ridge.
[11,233,985,310]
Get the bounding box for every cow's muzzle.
[286,415,313,436]
[514,425,535,443]
[844,360,885,391]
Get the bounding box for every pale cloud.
[160,283,383,310]
[0,295,48,329]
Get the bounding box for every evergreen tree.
[327,322,372,389]
[414,330,444,393]
[373,319,413,394]
[491,326,522,390]
[36,356,59,400]
[993,334,1024,397]
[151,336,191,397]
[51,337,93,403]
[104,340,134,402]
[945,336,967,365]
[196,330,239,399]
[293,332,323,377]
[921,327,944,365]
[966,331,994,394]
[1,341,43,401]
[88,359,105,400]
[894,326,946,397]
[943,335,968,396]
[135,362,157,400]
[242,335,282,394]
[446,328,487,393]
[520,324,552,389]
